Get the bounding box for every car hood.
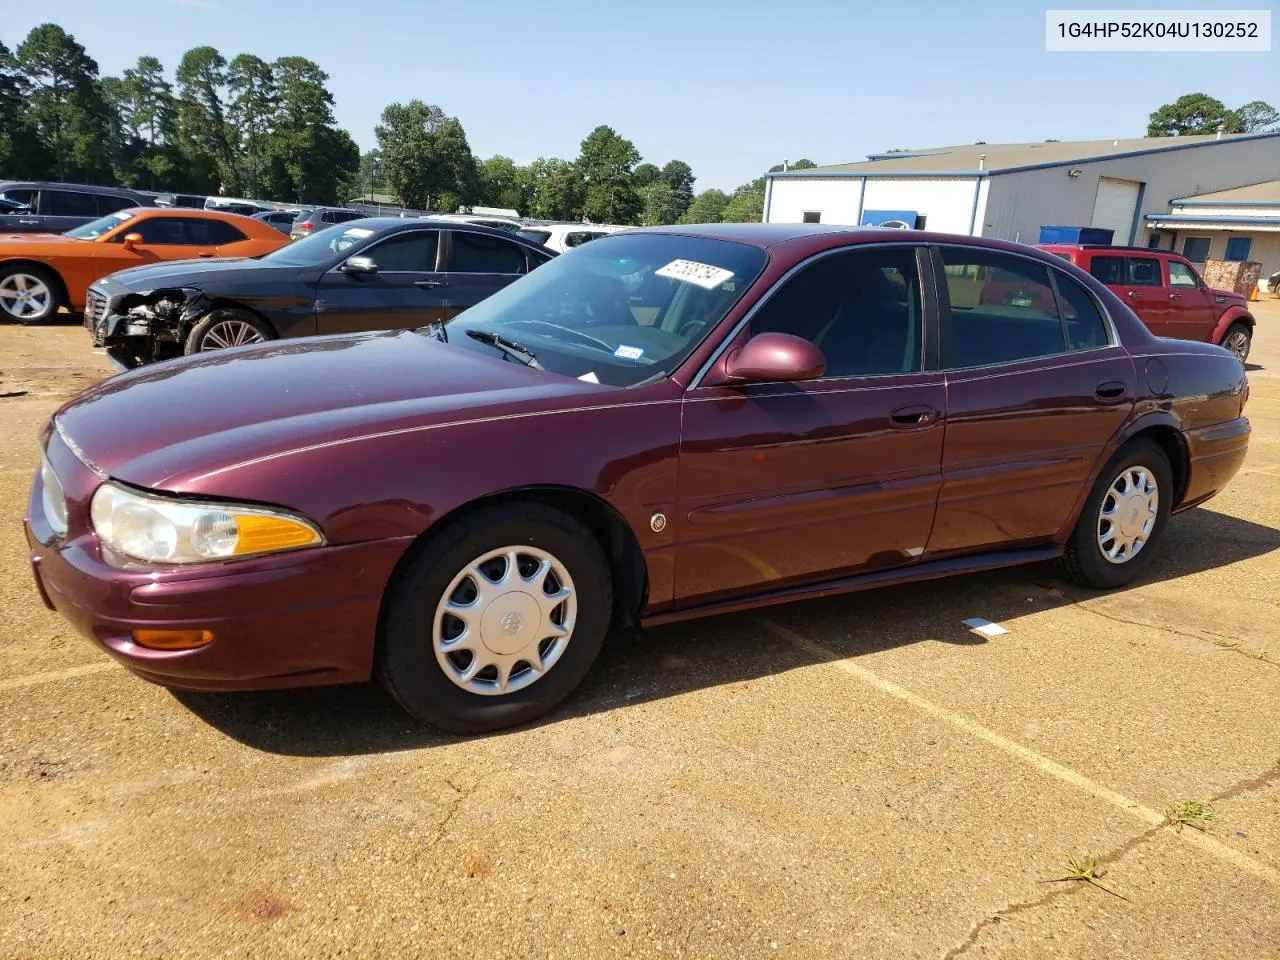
[0,233,84,250]
[53,329,604,491]
[102,256,286,290]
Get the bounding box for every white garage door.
[1091,178,1141,244]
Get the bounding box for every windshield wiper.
[465,329,544,369]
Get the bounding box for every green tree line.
[0,22,813,222]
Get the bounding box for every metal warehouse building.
[764,133,1280,272]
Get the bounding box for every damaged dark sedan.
[85,218,554,369]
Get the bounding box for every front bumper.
[25,437,411,691]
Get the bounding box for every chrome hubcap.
[200,319,265,350]
[1097,466,1158,564]
[1224,331,1249,361]
[0,273,51,319]
[433,546,576,696]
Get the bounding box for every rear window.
[518,229,551,245]
[1087,255,1126,286]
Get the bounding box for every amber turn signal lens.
[232,514,322,556]
[131,628,214,650]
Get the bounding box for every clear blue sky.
[6,0,1276,191]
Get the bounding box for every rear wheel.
[1220,321,1251,363]
[378,501,613,733]
[0,264,63,324]
[1056,439,1173,590]
[184,308,273,355]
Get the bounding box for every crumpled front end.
[86,278,207,370]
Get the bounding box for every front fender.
[1209,306,1253,346]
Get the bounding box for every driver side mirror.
[341,255,377,276]
[723,332,826,384]
[121,232,143,249]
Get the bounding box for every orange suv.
[1040,244,1256,362]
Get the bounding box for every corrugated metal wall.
[980,137,1280,245]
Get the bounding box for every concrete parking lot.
[1,307,1277,959]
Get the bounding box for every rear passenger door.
[441,230,531,319]
[38,189,102,232]
[928,246,1135,557]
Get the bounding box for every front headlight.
[90,482,323,565]
[40,456,68,538]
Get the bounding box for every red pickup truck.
[1040,244,1256,362]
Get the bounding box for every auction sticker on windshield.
[655,259,735,290]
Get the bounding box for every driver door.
[108,216,219,263]
[315,229,448,334]
[674,244,946,605]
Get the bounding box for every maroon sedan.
[26,225,1252,732]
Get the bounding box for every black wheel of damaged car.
[184,308,275,355]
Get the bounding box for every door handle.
[1094,381,1127,402]
[1127,291,1142,299]
[1168,292,1182,300]
[18,218,39,225]
[415,279,446,289]
[890,404,940,428]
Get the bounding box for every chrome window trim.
[687,240,927,390]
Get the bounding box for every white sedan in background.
[516,222,630,254]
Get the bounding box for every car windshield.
[65,210,135,240]
[440,232,768,387]
[262,224,377,265]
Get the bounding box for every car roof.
[124,206,264,223]
[1040,243,1181,255]
[0,180,144,198]
[627,223,1071,255]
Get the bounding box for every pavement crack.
[1074,602,1277,670]
[942,826,1163,959]
[430,775,489,846]
[1212,757,1280,805]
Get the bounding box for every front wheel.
[1220,321,1251,363]
[184,308,274,355]
[1056,439,1173,590]
[0,264,63,324]
[378,502,614,733]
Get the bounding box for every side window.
[448,232,527,274]
[363,231,439,271]
[564,231,599,248]
[96,195,136,215]
[2,188,35,207]
[940,248,1065,368]
[1126,257,1161,286]
[750,246,923,378]
[206,220,248,245]
[334,210,365,223]
[1053,272,1110,351]
[43,190,99,217]
[1168,261,1199,288]
[1088,255,1126,285]
[126,217,191,244]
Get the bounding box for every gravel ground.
[1,305,1277,959]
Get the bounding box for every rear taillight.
[298,222,313,232]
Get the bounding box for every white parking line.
[0,662,116,692]
[761,619,1279,885]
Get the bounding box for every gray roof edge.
[766,131,1280,181]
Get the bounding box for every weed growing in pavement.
[1164,799,1216,832]
[1038,852,1129,900]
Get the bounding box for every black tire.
[378,501,614,733]
[1056,438,1173,590]
[1220,321,1251,364]
[0,263,64,324]
[183,308,274,355]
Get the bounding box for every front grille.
[84,288,109,344]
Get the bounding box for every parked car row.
[25,224,1252,734]
[0,207,289,323]
[86,219,553,366]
